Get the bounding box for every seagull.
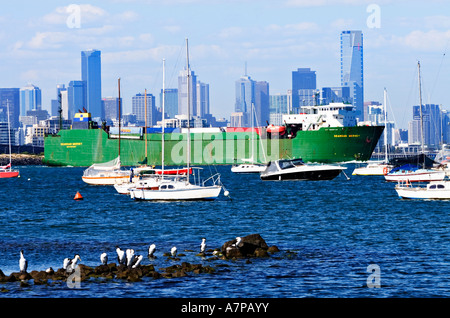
[148,244,156,258]
[100,252,108,265]
[19,250,27,273]
[200,238,206,253]
[235,237,242,247]
[116,246,126,265]
[171,246,177,257]
[64,254,81,272]
[126,249,135,267]
[132,255,143,268]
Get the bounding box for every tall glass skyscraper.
[340,30,364,121]
[81,49,102,119]
[235,75,254,115]
[68,80,85,120]
[291,68,316,112]
[20,84,41,116]
[132,93,155,126]
[0,88,20,128]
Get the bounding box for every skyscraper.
[20,84,41,116]
[0,88,20,128]
[132,93,155,126]
[81,49,102,119]
[196,82,210,118]
[67,80,85,120]
[340,30,364,121]
[178,69,197,117]
[291,68,316,112]
[235,74,254,115]
[160,88,178,119]
[254,81,270,127]
[102,97,122,123]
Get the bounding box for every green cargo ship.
[43,103,384,167]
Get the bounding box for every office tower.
[254,81,270,127]
[0,88,20,128]
[51,84,66,117]
[102,97,122,123]
[291,68,316,112]
[269,94,288,125]
[410,104,442,147]
[178,69,197,117]
[20,84,41,116]
[160,88,178,119]
[340,30,364,121]
[235,74,254,115]
[81,49,102,119]
[132,93,155,126]
[196,81,210,118]
[321,87,351,105]
[68,80,85,120]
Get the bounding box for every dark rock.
[221,234,270,258]
[268,246,280,254]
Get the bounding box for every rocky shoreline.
[0,154,43,166]
[0,234,281,289]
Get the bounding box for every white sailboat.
[353,88,393,176]
[0,100,19,178]
[129,41,223,201]
[231,103,266,173]
[395,180,450,200]
[82,78,134,185]
[385,62,445,183]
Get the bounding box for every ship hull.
[43,126,384,167]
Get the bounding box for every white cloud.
[42,4,108,26]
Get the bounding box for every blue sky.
[1,0,450,129]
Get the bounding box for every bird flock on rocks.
[14,237,217,274]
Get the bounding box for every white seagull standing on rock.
[64,254,81,272]
[19,250,27,273]
[200,238,206,253]
[171,246,177,257]
[116,246,126,265]
[132,255,143,268]
[126,249,135,267]
[148,244,156,258]
[100,252,108,265]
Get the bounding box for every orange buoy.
[74,191,83,200]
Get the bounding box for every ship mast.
[383,88,388,163]
[118,77,121,159]
[417,61,424,155]
[162,58,166,176]
[145,88,148,163]
[186,38,190,181]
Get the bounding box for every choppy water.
[0,164,449,298]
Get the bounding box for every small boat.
[0,101,19,178]
[260,158,346,181]
[231,162,266,173]
[384,163,446,183]
[395,180,450,200]
[352,161,393,176]
[82,156,133,185]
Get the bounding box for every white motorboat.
[352,161,393,176]
[384,164,445,183]
[395,180,450,200]
[260,158,346,181]
[231,162,266,173]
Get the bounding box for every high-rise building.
[102,97,122,124]
[132,93,155,126]
[160,88,178,119]
[409,104,442,147]
[51,84,67,117]
[235,74,254,115]
[20,84,41,116]
[0,88,20,128]
[178,69,197,117]
[340,30,364,121]
[292,68,316,112]
[269,94,289,125]
[321,87,351,105]
[67,80,85,120]
[81,49,102,119]
[196,82,210,118]
[254,81,270,127]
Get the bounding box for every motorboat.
[395,180,450,200]
[231,162,266,173]
[352,161,393,176]
[260,158,346,181]
[384,163,445,183]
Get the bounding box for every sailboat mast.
[7,100,12,169]
[186,38,190,178]
[383,88,388,163]
[162,58,166,176]
[118,77,121,159]
[145,89,148,161]
[418,61,424,155]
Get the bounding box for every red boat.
[0,163,19,178]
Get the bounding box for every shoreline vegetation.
[0,153,43,166]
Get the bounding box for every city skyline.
[1,1,450,129]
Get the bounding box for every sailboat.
[82,78,134,185]
[0,100,19,178]
[129,40,223,201]
[385,62,445,183]
[231,103,267,173]
[352,88,393,176]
